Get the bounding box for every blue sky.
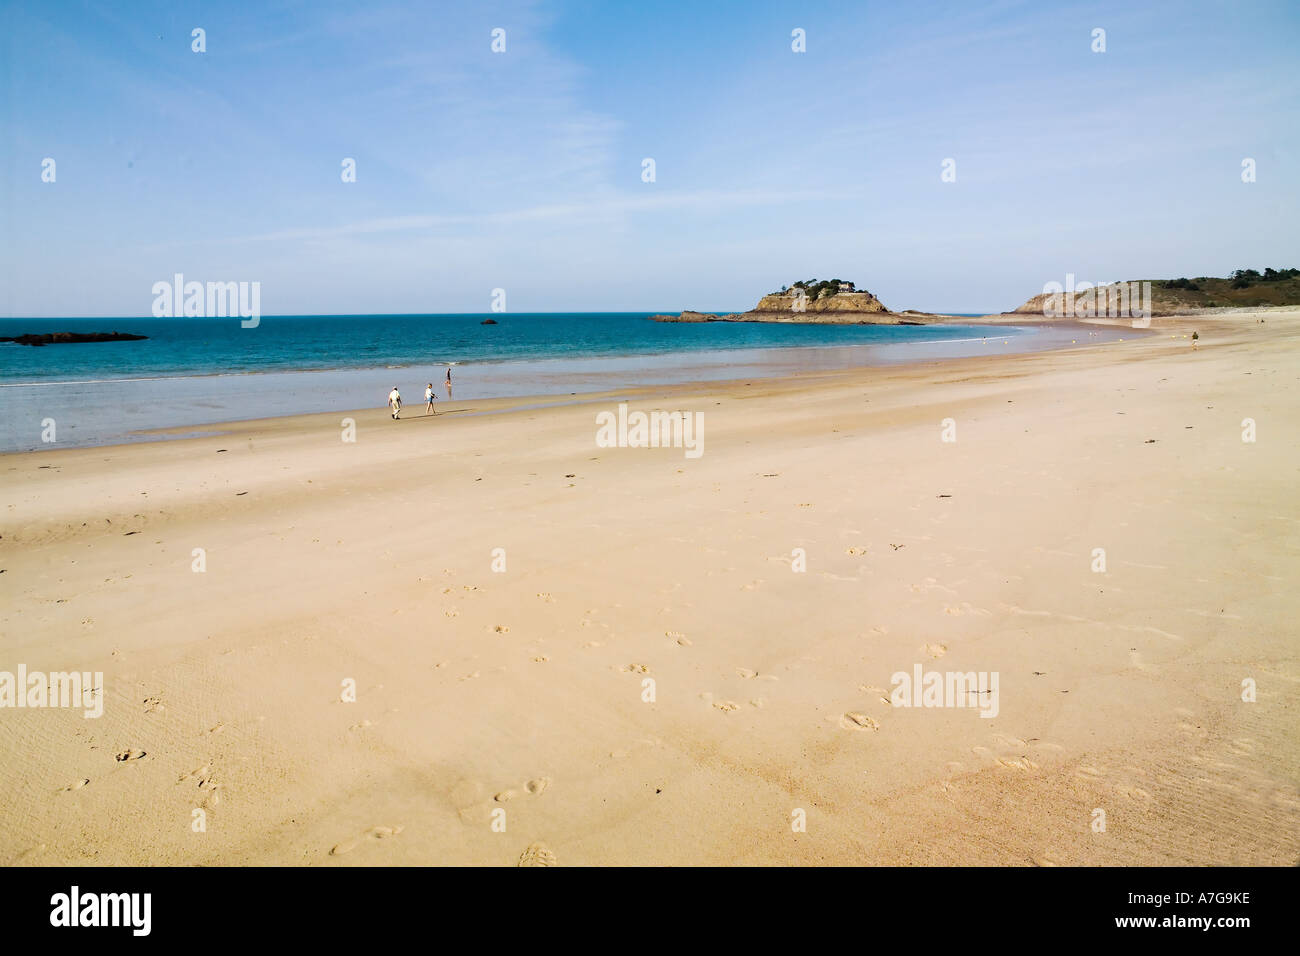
[1,0,1297,316]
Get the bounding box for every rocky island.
[650,279,926,325]
[652,268,1300,327]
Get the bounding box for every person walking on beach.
[425,382,437,415]
[445,366,453,400]
[388,386,402,419]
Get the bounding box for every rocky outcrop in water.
[1,331,148,347]
[650,288,902,325]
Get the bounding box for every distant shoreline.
[3,319,1127,453]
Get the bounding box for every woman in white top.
[425,383,437,415]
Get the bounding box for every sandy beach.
[2,310,1297,867]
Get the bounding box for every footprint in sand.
[973,741,1040,773]
[494,790,518,802]
[493,624,509,633]
[115,749,147,762]
[859,685,892,704]
[177,765,210,785]
[525,777,550,796]
[330,825,404,856]
[619,663,649,674]
[736,667,757,679]
[143,696,164,714]
[1115,784,1152,801]
[517,843,557,867]
[840,712,880,731]
[996,756,1040,772]
[350,719,374,731]
[444,608,459,617]
[945,603,990,617]
[713,700,739,713]
[531,655,549,663]
[846,547,867,555]
[64,778,90,792]
[921,643,947,659]
[536,593,555,603]
[13,845,46,863]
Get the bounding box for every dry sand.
[1,311,1297,866]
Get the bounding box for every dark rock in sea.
[481,319,498,325]
[0,331,148,347]
[648,311,731,323]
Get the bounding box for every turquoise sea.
[0,312,1009,383]
[0,312,1097,452]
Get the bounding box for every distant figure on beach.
[445,366,453,399]
[425,382,437,415]
[388,386,402,419]
[1192,331,1199,350]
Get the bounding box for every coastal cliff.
[1005,271,1300,317]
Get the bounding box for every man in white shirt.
[388,386,402,419]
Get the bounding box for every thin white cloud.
[195,188,850,245]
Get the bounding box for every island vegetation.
[774,279,858,300]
